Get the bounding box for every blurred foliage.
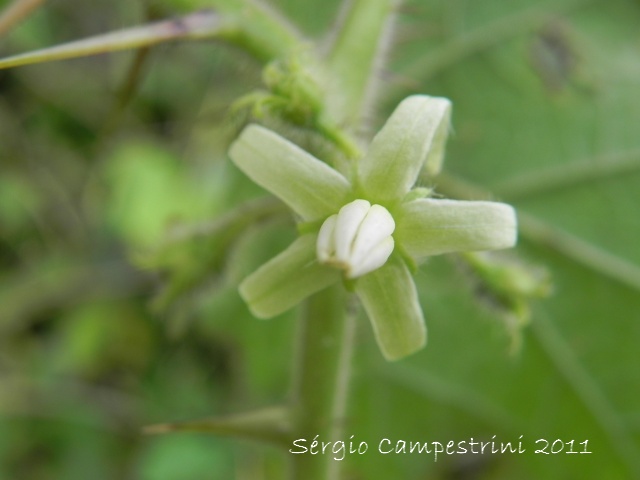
[1,0,640,479]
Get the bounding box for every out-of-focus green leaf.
[54,302,155,378]
[0,174,41,234]
[103,141,215,249]
[137,435,232,480]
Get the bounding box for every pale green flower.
[228,95,517,360]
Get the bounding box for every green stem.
[0,0,46,37]
[219,0,302,62]
[142,406,291,447]
[316,119,363,159]
[286,3,401,478]
[0,10,227,70]
[290,284,355,480]
[0,5,302,71]
[493,148,640,201]
[325,0,398,128]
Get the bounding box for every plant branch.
[324,0,399,129]
[100,46,152,137]
[517,212,640,293]
[290,284,356,480]
[219,0,303,62]
[285,3,404,478]
[143,406,291,447]
[161,196,286,246]
[0,4,303,71]
[0,0,46,37]
[493,148,640,201]
[0,10,228,70]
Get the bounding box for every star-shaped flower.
[228,95,517,360]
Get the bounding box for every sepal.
[229,125,351,221]
[395,199,517,259]
[239,234,340,318]
[355,254,426,360]
[359,95,452,202]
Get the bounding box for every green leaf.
[358,95,452,203]
[104,142,212,249]
[239,234,340,318]
[136,435,231,480]
[355,254,426,361]
[394,198,517,259]
[228,124,351,221]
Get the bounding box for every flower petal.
[334,199,370,263]
[348,236,394,279]
[316,214,338,263]
[239,234,340,318]
[395,199,517,259]
[349,204,395,267]
[359,95,452,203]
[355,254,426,360]
[229,125,351,220]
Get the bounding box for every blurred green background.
[1,0,639,478]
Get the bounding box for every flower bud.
[317,199,395,278]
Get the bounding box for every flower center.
[316,199,395,278]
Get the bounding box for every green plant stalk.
[0,11,228,70]
[0,0,46,37]
[0,5,302,71]
[143,406,291,446]
[290,283,355,480]
[286,2,400,478]
[218,0,302,62]
[325,0,398,128]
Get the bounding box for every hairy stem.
[219,0,302,62]
[0,0,46,37]
[325,0,398,129]
[0,11,227,70]
[0,4,301,70]
[290,284,355,480]
[287,2,402,478]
